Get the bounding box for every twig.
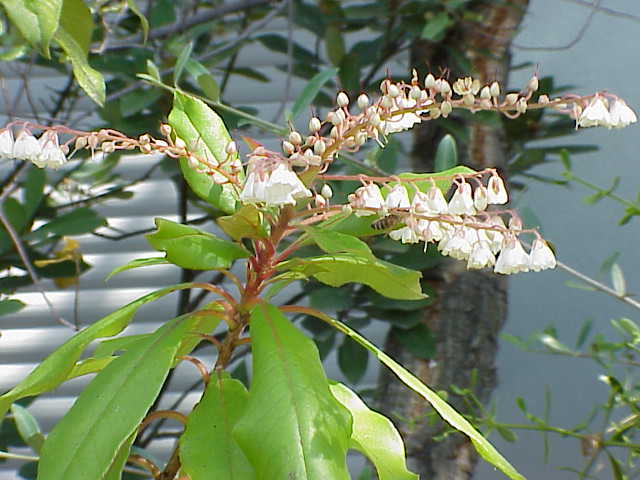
[92,215,209,241]
[561,0,640,23]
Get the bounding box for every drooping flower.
[487,175,508,204]
[384,184,410,209]
[448,181,476,215]
[529,238,556,271]
[473,185,488,211]
[381,97,422,134]
[13,129,40,161]
[577,96,611,128]
[467,241,495,269]
[424,185,449,213]
[239,156,311,206]
[32,131,67,169]
[607,99,637,128]
[0,129,14,158]
[494,235,530,274]
[349,183,385,216]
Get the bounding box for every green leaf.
[103,433,136,480]
[38,314,199,480]
[279,254,425,300]
[54,0,105,105]
[329,383,418,480]
[23,167,46,220]
[0,283,196,419]
[611,263,626,296]
[180,375,254,479]
[421,12,453,41]
[146,218,249,270]
[146,59,161,81]
[316,312,526,480]
[174,41,193,86]
[0,298,25,317]
[391,324,436,359]
[26,208,106,241]
[306,227,373,257]
[538,334,574,355]
[168,92,241,213]
[434,134,458,172]
[397,166,476,193]
[127,0,149,42]
[217,204,267,241]
[0,0,41,48]
[11,404,44,454]
[325,24,345,66]
[105,257,170,281]
[337,336,368,384]
[92,334,150,358]
[32,0,62,56]
[233,304,352,479]
[288,67,339,121]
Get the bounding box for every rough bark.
[376,2,529,479]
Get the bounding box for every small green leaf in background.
[233,303,352,479]
[325,24,345,66]
[181,374,254,480]
[105,257,170,280]
[185,58,220,101]
[0,0,41,48]
[146,218,249,270]
[391,324,436,359]
[397,166,476,194]
[611,263,626,296]
[0,298,25,317]
[279,254,425,301]
[434,134,458,172]
[330,383,418,480]
[288,67,338,121]
[23,167,46,220]
[26,207,106,242]
[54,0,105,105]
[421,11,453,41]
[38,314,200,480]
[174,41,193,86]
[11,404,44,454]
[338,336,369,384]
[127,0,149,42]
[168,92,242,213]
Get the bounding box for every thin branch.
[561,0,640,23]
[92,215,209,241]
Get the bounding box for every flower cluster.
[575,94,637,129]
[347,171,556,275]
[0,128,68,169]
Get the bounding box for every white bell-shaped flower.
[240,171,268,204]
[529,238,556,271]
[487,175,508,204]
[494,236,530,274]
[33,131,67,169]
[577,96,611,128]
[424,186,449,213]
[607,99,637,128]
[467,241,495,269]
[473,185,488,211]
[13,129,40,161]
[448,181,476,215]
[389,225,420,244]
[385,184,410,209]
[263,163,312,206]
[382,97,422,134]
[0,129,14,158]
[351,184,385,216]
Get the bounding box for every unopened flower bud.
[102,141,116,153]
[538,94,550,104]
[509,216,523,231]
[480,86,491,99]
[516,97,528,114]
[315,194,327,208]
[75,136,88,150]
[490,81,500,98]
[357,93,370,110]
[321,184,333,199]
[369,112,382,127]
[282,140,295,155]
[313,139,326,155]
[380,79,390,95]
[342,204,353,214]
[355,132,368,145]
[307,118,320,133]
[505,93,519,105]
[154,140,168,148]
[380,96,394,109]
[289,131,303,145]
[409,85,422,100]
[425,73,436,89]
[436,79,451,96]
[175,137,187,150]
[188,154,199,170]
[225,140,237,155]
[387,84,401,98]
[441,100,452,117]
[306,135,316,145]
[140,143,152,154]
[337,91,349,108]
[60,144,69,155]
[463,93,475,106]
[527,75,539,92]
[160,124,172,137]
[87,134,99,150]
[330,126,339,139]
[139,134,151,145]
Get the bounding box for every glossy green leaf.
[233,304,352,479]
[337,336,368,384]
[168,92,241,213]
[93,334,150,358]
[66,357,115,380]
[306,227,372,257]
[279,254,424,300]
[54,0,104,105]
[103,433,136,480]
[25,207,106,241]
[0,283,196,420]
[217,204,267,241]
[0,0,40,47]
[38,315,198,480]
[288,67,338,121]
[434,134,458,172]
[329,383,418,480]
[11,404,44,454]
[0,298,25,317]
[105,257,170,281]
[317,312,526,480]
[127,0,149,42]
[32,0,62,55]
[397,166,476,193]
[180,375,254,479]
[146,218,249,270]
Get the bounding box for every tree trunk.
[376,2,529,478]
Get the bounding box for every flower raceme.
[0,128,69,170]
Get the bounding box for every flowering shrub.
[0,69,635,480]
